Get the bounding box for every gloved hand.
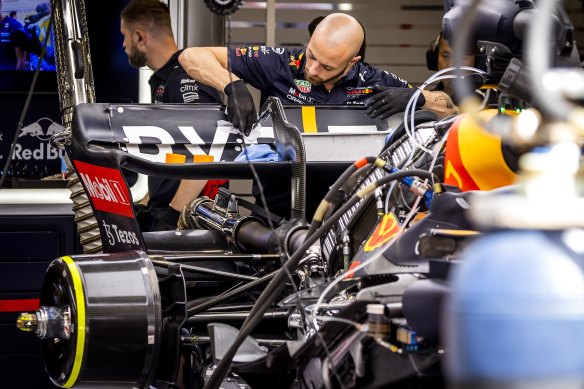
[224,79,258,136]
[364,86,425,119]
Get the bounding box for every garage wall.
[228,0,584,87]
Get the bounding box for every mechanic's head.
[120,0,174,69]
[436,35,475,96]
[304,13,364,88]
[437,35,475,71]
[35,3,50,17]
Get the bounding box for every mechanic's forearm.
[421,90,458,119]
[179,47,239,92]
[170,179,207,211]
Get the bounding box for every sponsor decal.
[260,46,270,55]
[182,92,200,103]
[235,48,247,57]
[102,220,140,246]
[12,143,65,161]
[156,84,165,98]
[288,87,315,103]
[74,160,134,218]
[286,94,305,105]
[180,78,197,84]
[363,213,402,252]
[18,118,65,141]
[10,118,66,162]
[289,52,304,69]
[271,47,285,55]
[385,70,409,85]
[122,124,233,163]
[345,86,373,95]
[180,84,198,93]
[294,79,312,93]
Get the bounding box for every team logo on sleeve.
[155,84,165,99]
[345,86,373,95]
[294,79,312,93]
[289,52,304,69]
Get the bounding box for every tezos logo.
[294,79,311,93]
[102,220,140,246]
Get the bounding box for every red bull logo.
[289,53,304,69]
[363,213,401,252]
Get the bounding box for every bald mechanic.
[179,13,458,136]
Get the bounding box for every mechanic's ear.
[135,31,144,44]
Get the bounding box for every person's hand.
[224,79,258,136]
[364,86,425,119]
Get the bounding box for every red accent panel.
[0,299,40,312]
[354,158,368,169]
[345,260,362,279]
[444,116,480,191]
[74,160,135,218]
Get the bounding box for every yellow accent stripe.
[62,256,86,388]
[431,228,480,237]
[301,106,318,133]
[374,158,386,168]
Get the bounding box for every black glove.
[224,79,258,136]
[364,86,425,120]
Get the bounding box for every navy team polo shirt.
[228,46,410,108]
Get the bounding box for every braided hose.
[50,0,102,253]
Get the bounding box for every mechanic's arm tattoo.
[434,92,454,109]
[421,90,458,118]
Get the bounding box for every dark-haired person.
[26,2,54,70]
[426,32,476,101]
[120,0,224,231]
[0,3,26,69]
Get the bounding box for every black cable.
[451,0,484,110]
[223,27,337,384]
[206,18,329,387]
[204,168,439,389]
[306,156,381,239]
[0,13,54,190]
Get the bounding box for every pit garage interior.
[2,0,584,388]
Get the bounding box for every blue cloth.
[235,144,280,162]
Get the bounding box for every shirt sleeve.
[366,65,410,88]
[228,47,288,91]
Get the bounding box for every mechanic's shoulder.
[362,63,409,86]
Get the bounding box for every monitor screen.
[0,0,56,93]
